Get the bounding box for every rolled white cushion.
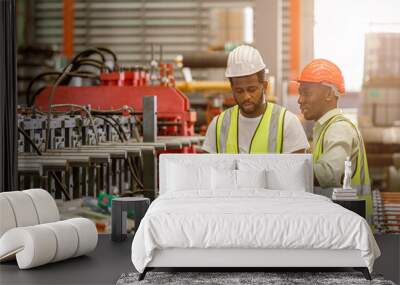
[42,221,79,262]
[0,196,17,237]
[0,226,57,269]
[64,218,98,257]
[23,189,59,223]
[0,192,39,227]
[0,218,97,269]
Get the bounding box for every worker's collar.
[316,108,342,126]
[239,111,262,121]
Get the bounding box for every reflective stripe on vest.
[216,103,286,154]
[313,114,371,195]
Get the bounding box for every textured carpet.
[116,271,396,285]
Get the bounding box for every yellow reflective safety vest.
[215,103,286,154]
[313,114,372,219]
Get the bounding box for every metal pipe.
[175,81,231,93]
[177,51,228,68]
[0,0,18,192]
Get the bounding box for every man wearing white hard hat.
[202,45,309,154]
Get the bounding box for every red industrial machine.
[34,65,197,153]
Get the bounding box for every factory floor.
[0,235,398,285]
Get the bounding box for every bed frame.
[139,248,371,280]
[138,154,372,281]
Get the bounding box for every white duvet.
[131,190,380,273]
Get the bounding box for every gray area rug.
[116,271,396,285]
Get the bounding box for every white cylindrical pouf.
[42,221,79,262]
[0,226,57,269]
[0,192,39,227]
[0,196,17,237]
[65,218,98,257]
[23,189,59,224]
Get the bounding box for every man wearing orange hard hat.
[297,59,372,219]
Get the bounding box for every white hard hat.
[225,45,266,78]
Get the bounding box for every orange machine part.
[63,0,74,59]
[288,0,300,95]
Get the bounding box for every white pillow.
[168,162,212,191]
[237,159,308,191]
[266,164,307,191]
[208,159,237,171]
[212,168,237,190]
[237,169,267,189]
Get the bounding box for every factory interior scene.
[1,0,400,284]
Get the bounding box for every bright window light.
[244,7,254,44]
[314,0,400,91]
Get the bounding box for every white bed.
[131,154,380,280]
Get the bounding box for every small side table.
[332,198,366,218]
[111,197,150,242]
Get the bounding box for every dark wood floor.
[1,234,398,285]
[0,234,134,285]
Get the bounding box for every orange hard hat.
[297,59,345,94]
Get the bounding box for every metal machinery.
[360,36,400,282]
[174,51,277,135]
[17,47,203,202]
[374,191,400,234]
[359,33,400,192]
